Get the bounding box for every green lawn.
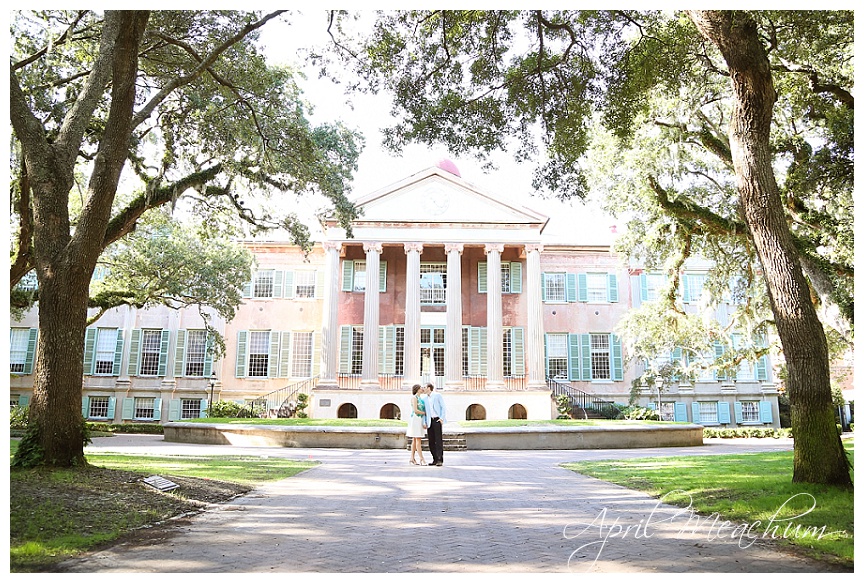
[562,439,854,566]
[10,440,316,571]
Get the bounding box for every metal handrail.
[249,376,319,418]
[547,378,616,418]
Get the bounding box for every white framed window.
[684,273,707,304]
[590,333,611,381]
[586,273,608,303]
[658,402,675,421]
[351,327,364,374]
[181,399,202,419]
[185,330,207,377]
[699,401,718,423]
[420,263,447,304]
[139,330,162,376]
[741,401,760,423]
[544,273,566,303]
[501,262,511,294]
[89,396,110,418]
[292,332,313,378]
[353,261,367,292]
[18,271,38,291]
[294,271,316,298]
[134,397,156,419]
[93,328,119,375]
[248,331,271,377]
[395,327,405,376]
[253,269,275,298]
[643,273,666,302]
[546,333,568,379]
[9,328,31,374]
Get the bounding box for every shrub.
[701,427,792,439]
[208,400,256,418]
[621,406,660,421]
[10,405,29,431]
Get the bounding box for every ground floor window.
[181,399,202,419]
[740,401,760,423]
[134,397,156,419]
[89,396,110,418]
[698,401,718,423]
[658,402,675,421]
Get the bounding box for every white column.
[525,244,546,389]
[360,242,382,389]
[403,242,423,389]
[485,243,505,389]
[445,243,464,390]
[318,241,342,388]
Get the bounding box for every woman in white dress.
[407,384,428,465]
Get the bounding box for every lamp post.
[656,376,664,420]
[208,371,217,417]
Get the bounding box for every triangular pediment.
[351,166,547,227]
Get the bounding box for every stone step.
[406,433,467,451]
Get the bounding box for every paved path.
[59,435,847,573]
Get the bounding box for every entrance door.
[420,326,445,389]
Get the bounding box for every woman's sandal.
[410,459,418,465]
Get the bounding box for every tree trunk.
[689,11,851,486]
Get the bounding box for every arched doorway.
[337,403,358,418]
[466,404,486,421]
[380,403,401,420]
[508,403,527,419]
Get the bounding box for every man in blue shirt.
[424,383,447,466]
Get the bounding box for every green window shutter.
[339,325,352,374]
[379,261,387,292]
[714,341,727,380]
[168,399,181,421]
[127,329,142,376]
[121,398,134,420]
[203,334,214,377]
[611,335,623,381]
[83,328,97,375]
[235,331,248,378]
[174,329,187,377]
[639,273,648,302]
[242,279,252,298]
[82,396,90,418]
[670,346,682,381]
[284,271,296,299]
[756,355,769,381]
[580,334,592,381]
[691,402,702,424]
[733,402,743,423]
[607,274,618,303]
[279,332,292,378]
[153,398,162,421]
[157,330,171,377]
[199,399,208,418]
[717,402,731,424]
[272,270,284,298]
[342,260,354,292]
[478,262,487,293]
[511,327,525,375]
[268,331,280,378]
[681,274,691,303]
[541,273,548,302]
[311,331,322,377]
[107,397,116,418]
[577,273,588,302]
[510,262,522,293]
[379,326,396,375]
[646,402,656,410]
[469,327,480,376]
[23,328,38,375]
[674,402,688,422]
[112,329,124,376]
[18,394,30,407]
[566,273,578,302]
[759,401,773,423]
[567,333,580,381]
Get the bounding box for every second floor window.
[253,270,275,298]
[185,330,207,377]
[544,273,566,303]
[140,330,162,376]
[248,331,270,377]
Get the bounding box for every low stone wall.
[163,422,703,450]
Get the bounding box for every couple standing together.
[407,383,447,466]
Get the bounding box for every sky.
[256,9,621,246]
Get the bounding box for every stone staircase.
[406,432,467,451]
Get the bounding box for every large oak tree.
[327,9,852,485]
[9,10,362,467]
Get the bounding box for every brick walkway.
[59,435,848,573]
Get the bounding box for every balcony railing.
[334,374,528,390]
